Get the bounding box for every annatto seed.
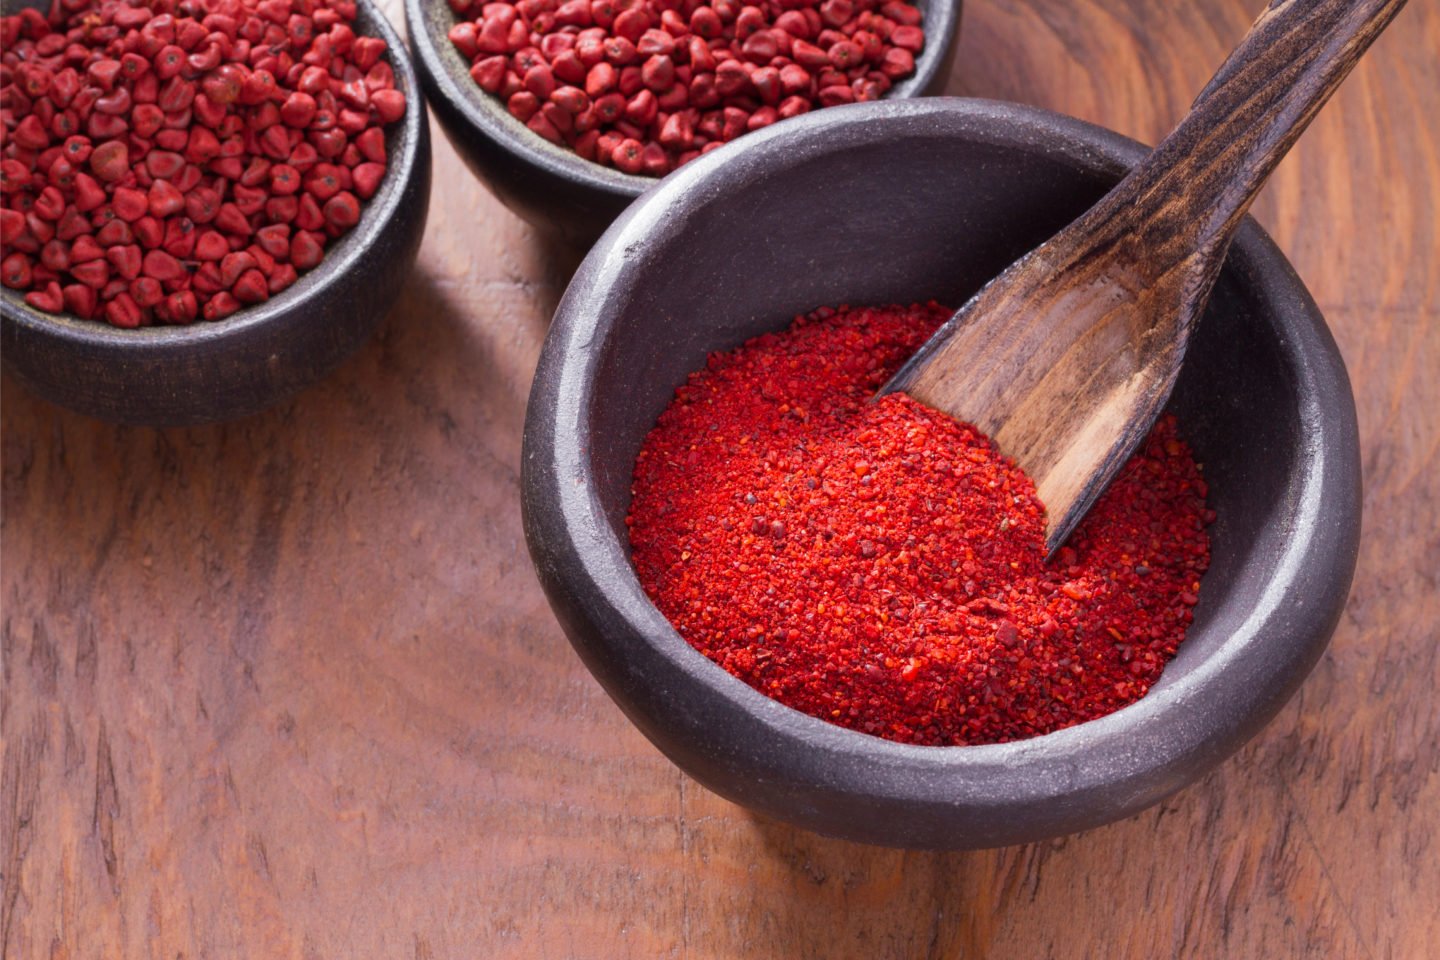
[1,0,407,326]
[463,0,920,175]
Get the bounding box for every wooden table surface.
[3,1,1437,956]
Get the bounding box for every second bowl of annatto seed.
[0,0,430,426]
[520,98,1362,849]
[405,0,962,244]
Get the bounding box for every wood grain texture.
[2,1,1436,957]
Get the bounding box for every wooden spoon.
[880,0,1406,555]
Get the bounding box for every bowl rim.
[0,0,426,350]
[522,97,1362,847]
[403,0,964,201]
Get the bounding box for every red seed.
[72,258,111,289]
[268,262,299,295]
[586,61,617,96]
[751,67,782,105]
[746,106,778,130]
[352,162,385,199]
[148,180,185,217]
[778,95,810,119]
[290,229,325,269]
[270,163,302,195]
[603,36,637,65]
[624,89,657,126]
[63,283,97,319]
[134,216,165,250]
[775,11,812,40]
[220,251,259,289]
[138,244,185,282]
[371,88,406,124]
[104,291,142,327]
[112,187,149,222]
[355,126,386,164]
[233,269,270,304]
[690,8,722,39]
[281,91,318,127]
[1,253,32,289]
[192,262,225,296]
[89,141,129,182]
[25,282,65,314]
[157,290,198,324]
[40,240,70,272]
[641,54,674,91]
[741,31,779,63]
[33,186,65,221]
[295,193,326,231]
[322,191,361,230]
[130,276,165,308]
[879,47,914,78]
[820,0,854,28]
[71,236,106,264]
[527,112,563,144]
[145,149,186,180]
[203,290,241,321]
[611,137,645,174]
[715,60,750,97]
[508,90,541,122]
[107,244,143,281]
[255,223,291,259]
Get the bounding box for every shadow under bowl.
[405,0,963,247]
[520,98,1362,849]
[0,0,432,428]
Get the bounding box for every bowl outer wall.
[0,0,432,427]
[520,98,1362,849]
[405,0,962,244]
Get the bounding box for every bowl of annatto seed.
[405,0,961,243]
[0,0,430,426]
[520,98,1362,849]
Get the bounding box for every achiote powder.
[626,302,1212,746]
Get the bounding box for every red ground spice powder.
[0,0,406,327]
[446,0,924,176]
[626,302,1213,746]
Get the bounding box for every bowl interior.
[527,99,1357,847]
[580,123,1298,690]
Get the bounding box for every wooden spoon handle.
[1103,0,1407,277]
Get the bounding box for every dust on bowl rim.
[0,0,424,341]
[521,97,1361,848]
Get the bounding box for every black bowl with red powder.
[0,0,430,426]
[405,0,961,244]
[521,98,1362,849]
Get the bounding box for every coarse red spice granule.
[626,302,1213,746]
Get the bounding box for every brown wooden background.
[3,1,1437,956]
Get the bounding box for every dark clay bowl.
[521,98,1362,850]
[405,0,961,245]
[0,0,431,427]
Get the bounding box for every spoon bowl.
[886,0,1404,554]
[521,98,1361,849]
